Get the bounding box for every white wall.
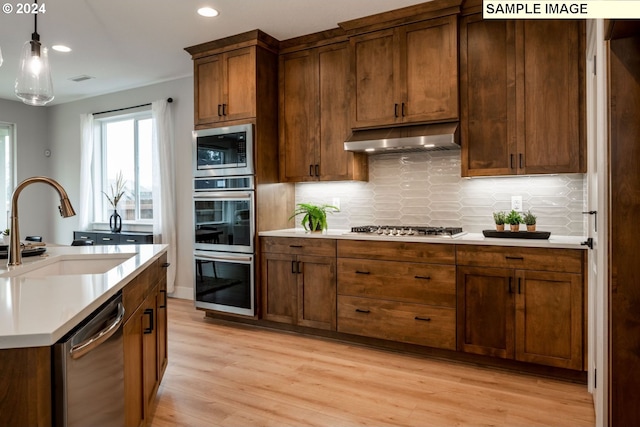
[48,77,195,299]
[0,98,54,239]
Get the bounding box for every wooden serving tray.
[482,230,551,239]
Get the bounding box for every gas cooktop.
[347,225,465,238]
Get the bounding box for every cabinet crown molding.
[185,29,279,58]
[338,0,461,35]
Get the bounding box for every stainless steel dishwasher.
[53,292,125,427]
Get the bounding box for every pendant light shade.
[15,7,54,106]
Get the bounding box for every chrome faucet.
[8,176,76,266]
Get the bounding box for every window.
[94,111,153,224]
[0,123,15,232]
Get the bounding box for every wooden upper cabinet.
[279,41,367,182]
[193,47,256,126]
[350,15,459,129]
[460,16,585,177]
[519,20,583,174]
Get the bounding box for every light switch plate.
[511,196,523,211]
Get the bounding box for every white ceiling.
[0,0,428,105]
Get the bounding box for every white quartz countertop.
[0,244,167,349]
[259,228,587,250]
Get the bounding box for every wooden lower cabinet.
[457,246,584,370]
[337,241,457,351]
[261,237,337,330]
[124,253,169,427]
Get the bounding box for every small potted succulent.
[492,211,506,231]
[2,229,9,245]
[523,210,537,232]
[289,203,339,232]
[506,210,523,232]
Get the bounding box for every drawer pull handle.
[414,275,431,280]
[415,316,431,322]
[162,262,171,268]
[126,239,136,243]
[355,270,370,275]
[289,245,303,248]
[143,308,154,334]
[505,256,524,260]
[355,309,370,314]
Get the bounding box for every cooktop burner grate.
[350,225,464,236]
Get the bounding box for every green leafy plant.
[102,170,126,209]
[2,228,9,236]
[492,211,506,225]
[522,210,537,226]
[289,203,339,232]
[505,210,523,225]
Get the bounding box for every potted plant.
[506,210,522,232]
[492,211,506,231]
[102,171,126,233]
[523,210,537,232]
[2,229,9,245]
[289,203,339,232]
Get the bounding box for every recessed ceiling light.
[52,45,72,53]
[197,7,219,17]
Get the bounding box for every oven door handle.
[195,253,253,263]
[193,192,253,199]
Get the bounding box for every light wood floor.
[149,298,595,427]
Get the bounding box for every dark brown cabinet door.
[460,16,517,177]
[142,288,159,416]
[193,47,256,126]
[515,270,583,370]
[297,255,336,330]
[124,305,144,427]
[194,54,225,126]
[280,50,318,182]
[262,252,297,324]
[351,28,398,128]
[223,47,256,122]
[279,43,367,182]
[318,43,365,181]
[457,266,515,359]
[519,20,583,174]
[402,16,458,124]
[460,17,584,177]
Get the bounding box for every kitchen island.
[0,243,168,427]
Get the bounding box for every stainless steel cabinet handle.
[70,302,125,359]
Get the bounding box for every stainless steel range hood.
[344,122,459,153]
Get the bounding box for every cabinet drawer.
[261,237,336,257]
[338,259,456,308]
[123,267,153,321]
[120,234,154,245]
[73,231,97,242]
[338,295,456,350]
[96,234,120,245]
[337,240,455,264]
[456,245,583,273]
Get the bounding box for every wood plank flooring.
[149,298,595,427]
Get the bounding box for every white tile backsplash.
[295,151,587,236]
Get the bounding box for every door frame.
[585,19,608,427]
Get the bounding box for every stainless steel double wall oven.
[192,124,256,316]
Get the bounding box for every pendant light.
[15,0,54,106]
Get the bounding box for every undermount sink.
[1,254,135,278]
